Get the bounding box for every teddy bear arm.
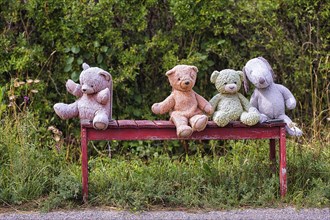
[195,93,213,115]
[238,93,252,111]
[153,95,175,114]
[249,90,259,109]
[96,88,111,105]
[209,94,221,110]
[277,84,296,109]
[66,79,83,97]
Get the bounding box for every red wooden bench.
[80,119,287,203]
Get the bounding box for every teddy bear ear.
[257,57,275,79]
[190,66,198,73]
[98,71,112,81]
[82,63,90,70]
[242,67,249,93]
[165,69,175,76]
[237,70,244,80]
[210,71,220,84]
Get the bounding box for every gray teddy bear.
[243,57,303,136]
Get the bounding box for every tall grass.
[0,111,329,211]
[0,112,63,205]
[41,140,329,210]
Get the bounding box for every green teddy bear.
[209,69,260,127]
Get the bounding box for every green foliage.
[0,0,328,137]
[42,166,82,211]
[0,112,60,204]
[0,111,329,210]
[47,140,328,210]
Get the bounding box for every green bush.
[0,0,328,137]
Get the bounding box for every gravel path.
[1,207,329,220]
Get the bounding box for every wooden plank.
[135,120,157,128]
[86,126,281,141]
[117,120,138,128]
[80,119,92,127]
[80,119,118,128]
[108,120,119,128]
[260,122,286,128]
[206,121,218,128]
[231,121,249,127]
[153,120,175,128]
[80,120,285,129]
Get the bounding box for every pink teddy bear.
[152,65,214,137]
[54,63,112,130]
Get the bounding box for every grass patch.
[43,140,330,211]
[0,113,329,211]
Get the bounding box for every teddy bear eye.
[224,82,227,85]
[91,85,94,88]
[234,82,237,84]
[178,78,181,81]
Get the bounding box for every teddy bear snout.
[180,79,193,90]
[225,84,237,93]
[81,85,94,94]
[259,77,266,84]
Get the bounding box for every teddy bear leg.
[190,114,208,132]
[240,111,260,126]
[171,115,193,138]
[53,102,79,119]
[259,114,269,123]
[278,115,303,136]
[93,110,109,130]
[213,111,231,127]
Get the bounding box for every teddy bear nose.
[184,81,190,85]
[229,85,235,90]
[82,89,87,92]
[259,77,265,84]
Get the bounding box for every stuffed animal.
[209,69,260,127]
[54,63,112,130]
[151,65,214,137]
[243,57,302,136]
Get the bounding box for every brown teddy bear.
[152,65,213,137]
[54,63,112,130]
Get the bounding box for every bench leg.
[279,127,287,198]
[269,139,276,173]
[81,127,88,203]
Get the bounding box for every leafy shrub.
[0,0,328,139]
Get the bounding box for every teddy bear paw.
[286,123,303,136]
[203,104,214,115]
[214,117,229,127]
[53,103,78,120]
[93,122,108,130]
[259,114,269,123]
[192,115,208,132]
[53,103,65,119]
[241,112,260,126]
[177,125,193,138]
[151,103,161,114]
